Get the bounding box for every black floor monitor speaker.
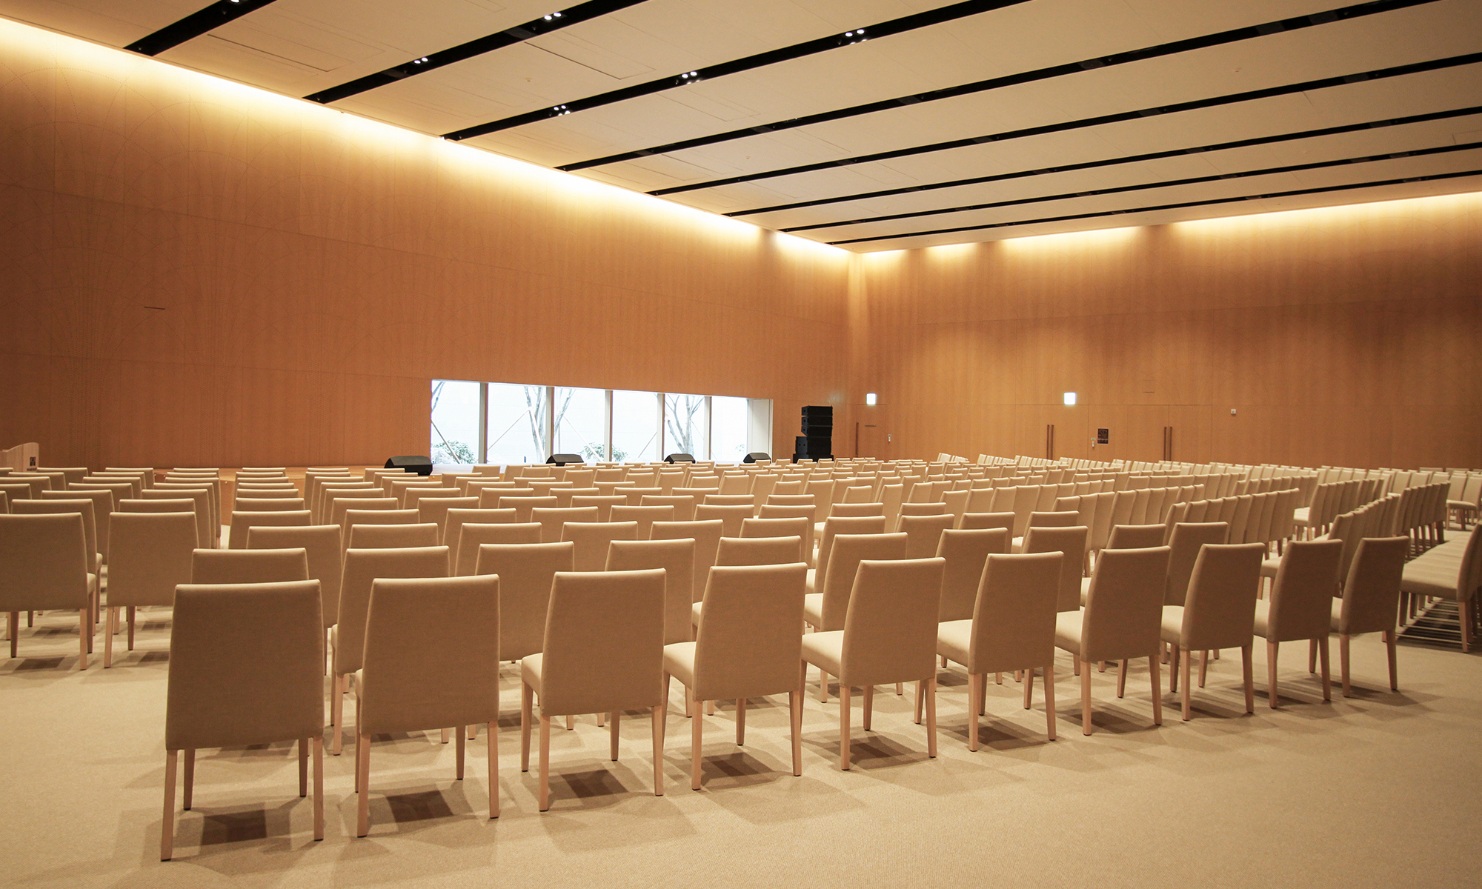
[743,452,770,464]
[547,453,584,466]
[385,455,433,476]
[665,453,695,463]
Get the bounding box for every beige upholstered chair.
[1022,525,1088,613]
[1165,522,1230,606]
[228,509,311,549]
[694,503,753,538]
[191,547,308,585]
[104,512,195,667]
[936,552,1062,748]
[808,515,889,593]
[355,575,501,836]
[934,528,1006,622]
[146,485,215,544]
[1107,523,1168,549]
[607,537,696,645]
[122,495,209,548]
[162,580,324,860]
[610,504,674,539]
[0,513,95,666]
[232,496,305,513]
[12,499,101,598]
[715,535,804,568]
[520,569,667,811]
[1331,536,1408,695]
[1054,546,1171,735]
[560,520,638,571]
[801,558,946,770]
[664,562,809,790]
[804,531,909,701]
[641,494,697,522]
[569,494,626,519]
[43,488,117,560]
[958,511,1015,535]
[417,495,478,537]
[1252,538,1343,708]
[475,541,574,663]
[331,546,450,753]
[651,519,724,600]
[1159,543,1265,720]
[740,516,811,562]
[247,524,344,656]
[532,506,601,543]
[900,513,956,559]
[346,522,440,549]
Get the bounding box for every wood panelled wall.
[0,22,850,468]
[849,201,1482,469]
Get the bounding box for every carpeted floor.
[2,605,1479,889]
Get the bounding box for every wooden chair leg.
[1022,668,1033,710]
[331,674,344,755]
[1198,650,1209,688]
[924,675,937,759]
[895,681,903,695]
[1318,636,1331,702]
[520,682,533,773]
[312,737,324,839]
[967,672,982,752]
[456,726,466,779]
[789,687,803,777]
[9,612,17,658]
[298,737,309,796]
[1307,639,1317,674]
[862,685,874,732]
[1080,662,1093,736]
[914,678,924,724]
[1044,663,1056,741]
[690,688,703,791]
[355,733,370,837]
[819,669,830,703]
[609,711,621,762]
[127,605,136,650]
[838,686,852,770]
[487,720,499,819]
[1384,630,1398,691]
[1181,646,1192,721]
[183,749,195,810]
[1241,644,1254,714]
[161,750,177,861]
[736,697,747,746]
[1150,654,1162,726]
[651,703,665,798]
[1116,659,1127,698]
[538,715,552,812]
[1267,641,1280,709]
[1169,644,1180,693]
[78,608,88,670]
[104,606,115,668]
[1340,634,1352,696]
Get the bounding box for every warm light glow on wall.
[999,225,1143,252]
[925,241,980,261]
[1169,189,1482,238]
[0,16,845,257]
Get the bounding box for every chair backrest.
[1081,546,1171,662]
[166,581,324,750]
[0,513,90,611]
[475,541,574,661]
[415,495,479,536]
[1027,510,1079,530]
[12,498,97,571]
[1021,525,1089,612]
[958,511,1015,536]
[232,497,305,513]
[606,537,696,645]
[247,524,343,628]
[691,563,809,701]
[693,503,753,538]
[1107,523,1168,550]
[899,513,957,559]
[444,506,517,549]
[815,515,889,589]
[532,506,601,543]
[336,546,450,674]
[968,551,1063,674]
[347,522,440,549]
[610,504,675,539]
[537,569,667,716]
[1165,522,1231,606]
[819,531,909,632]
[1266,538,1344,643]
[452,520,541,575]
[740,516,810,562]
[229,509,311,549]
[640,494,697,522]
[831,502,884,519]
[128,492,211,547]
[561,521,640,571]
[935,528,1005,622]
[839,558,946,687]
[649,518,724,599]
[1338,536,1409,636]
[1177,543,1265,651]
[191,547,309,585]
[716,535,803,567]
[107,512,197,609]
[489,494,559,520]
[359,575,501,735]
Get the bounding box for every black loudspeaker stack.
[385,455,433,476]
[796,405,833,460]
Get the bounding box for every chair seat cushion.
[1079,574,1091,606]
[936,619,973,668]
[1252,600,1271,639]
[1053,611,1086,657]
[803,592,823,627]
[1159,605,1186,645]
[805,568,817,594]
[800,630,844,677]
[690,601,703,628]
[1260,557,1280,579]
[662,642,697,688]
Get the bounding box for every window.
[485,383,547,465]
[664,393,708,459]
[553,386,608,462]
[430,379,480,465]
[711,395,749,463]
[612,390,661,463]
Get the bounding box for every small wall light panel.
[1063,392,1077,406]
[865,392,878,406]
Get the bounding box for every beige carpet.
[3,609,1480,889]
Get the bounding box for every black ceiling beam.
[789,141,1481,235]
[764,105,1482,227]
[305,0,649,106]
[442,0,1031,141]
[647,50,1482,196]
[827,169,1482,246]
[126,0,280,56]
[565,0,1437,173]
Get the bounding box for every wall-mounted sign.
[1096,428,1110,444]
